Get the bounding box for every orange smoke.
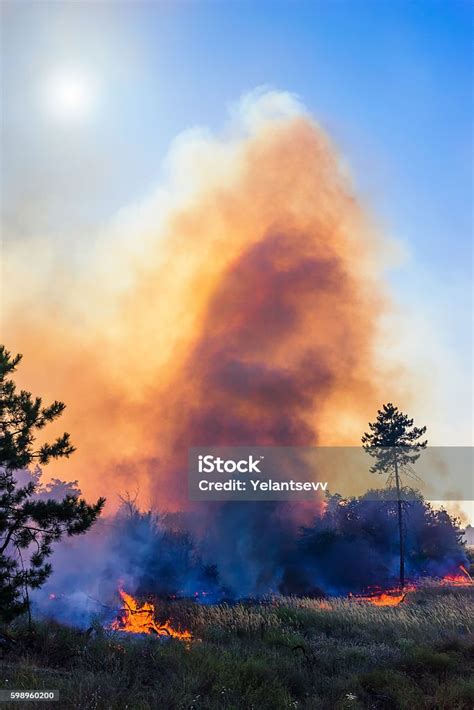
[3,91,399,509]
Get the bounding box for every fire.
[110,589,192,640]
[353,584,416,607]
[441,564,473,586]
[353,565,472,606]
[363,591,408,607]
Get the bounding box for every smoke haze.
[4,90,402,511]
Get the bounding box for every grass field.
[0,586,473,709]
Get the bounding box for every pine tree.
[0,346,105,624]
[361,403,427,589]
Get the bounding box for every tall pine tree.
[362,403,427,589]
[0,346,105,624]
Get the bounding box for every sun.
[44,69,96,122]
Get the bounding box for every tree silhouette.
[0,346,105,625]
[362,403,427,589]
[298,488,464,594]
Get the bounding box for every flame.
[352,566,472,606]
[459,564,473,581]
[363,591,408,606]
[441,564,473,586]
[353,584,416,607]
[110,588,192,640]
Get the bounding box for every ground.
[0,586,473,709]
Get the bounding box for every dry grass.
[0,586,472,709]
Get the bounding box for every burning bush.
[110,588,192,640]
[297,489,467,595]
[107,501,221,599]
[36,487,468,623]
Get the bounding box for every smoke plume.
[4,90,394,513]
[11,90,467,610]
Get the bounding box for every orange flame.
[354,584,416,606]
[353,566,472,605]
[110,588,192,640]
[363,591,408,606]
[441,564,473,586]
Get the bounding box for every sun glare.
[44,70,96,121]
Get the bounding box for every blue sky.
[2,0,472,438]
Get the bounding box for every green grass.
[0,587,472,709]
